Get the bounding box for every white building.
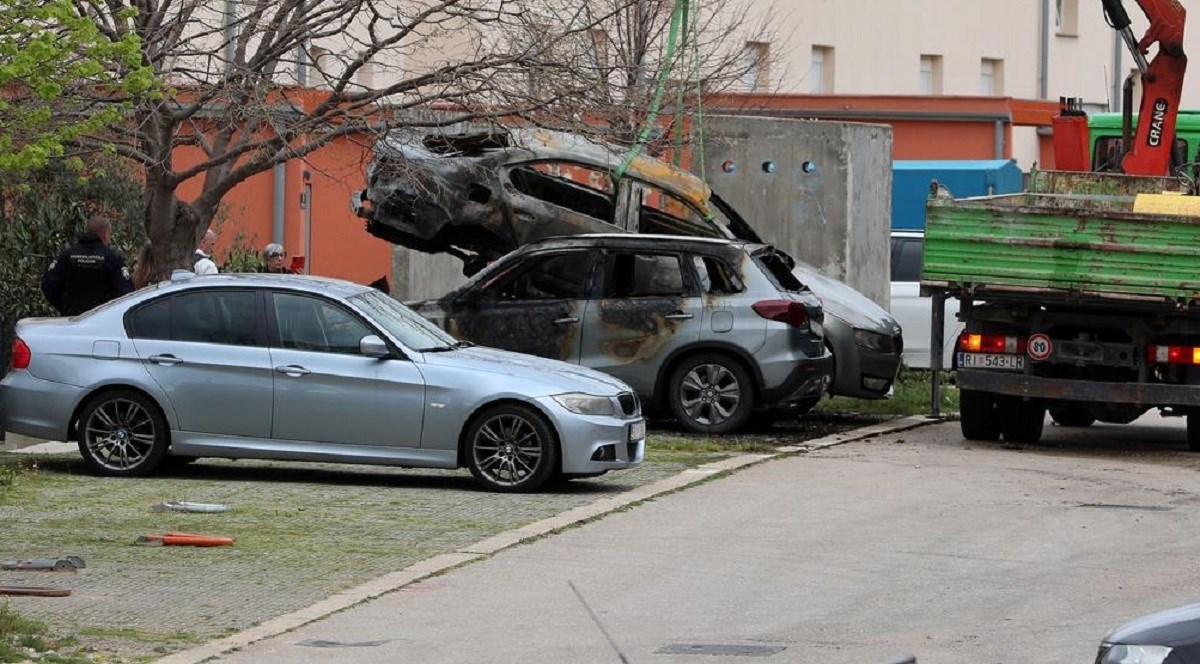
[737,0,1196,167]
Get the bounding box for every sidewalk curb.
[153,415,937,664]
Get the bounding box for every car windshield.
[348,290,459,351]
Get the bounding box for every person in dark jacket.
[41,215,134,316]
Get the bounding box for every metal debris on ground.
[1,555,86,572]
[0,586,71,597]
[136,532,234,547]
[152,501,231,513]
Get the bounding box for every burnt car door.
[501,160,623,243]
[578,249,704,396]
[445,248,598,362]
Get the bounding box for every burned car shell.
[410,234,832,430]
[355,128,715,263]
[356,128,901,399]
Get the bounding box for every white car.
[889,230,963,369]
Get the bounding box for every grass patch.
[78,627,198,644]
[0,604,89,664]
[817,369,958,417]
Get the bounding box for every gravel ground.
[0,412,886,662]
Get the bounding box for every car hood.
[1104,601,1200,648]
[791,260,899,333]
[420,345,633,396]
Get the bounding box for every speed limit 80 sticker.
[1027,333,1053,361]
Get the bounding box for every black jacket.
[41,233,134,316]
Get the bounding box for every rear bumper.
[761,354,834,404]
[958,369,1200,407]
[0,371,83,441]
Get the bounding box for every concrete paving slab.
[204,411,1200,664]
[155,415,929,664]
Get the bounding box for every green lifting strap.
[613,0,687,181]
[672,0,691,167]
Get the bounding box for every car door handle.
[664,312,694,320]
[147,354,183,366]
[553,317,580,325]
[274,365,311,376]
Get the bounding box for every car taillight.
[752,300,809,328]
[1147,345,1200,365]
[10,338,31,370]
[960,333,1027,355]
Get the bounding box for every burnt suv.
[411,235,833,434]
[352,127,902,401]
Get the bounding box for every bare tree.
[485,0,785,155]
[64,0,638,270]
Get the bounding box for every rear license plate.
[629,420,646,441]
[959,353,1025,370]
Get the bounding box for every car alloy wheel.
[77,390,169,477]
[668,353,755,434]
[681,364,741,425]
[466,404,558,492]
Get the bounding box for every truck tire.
[1000,397,1045,444]
[960,390,1001,441]
[1049,403,1096,427]
[1188,413,1200,453]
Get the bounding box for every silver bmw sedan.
[0,272,645,492]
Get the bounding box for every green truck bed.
[920,171,1200,307]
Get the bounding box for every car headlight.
[552,393,614,416]
[1098,643,1172,664]
[853,328,893,353]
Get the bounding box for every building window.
[1056,0,1079,36]
[980,58,1004,95]
[809,45,833,94]
[740,42,771,92]
[919,54,943,95]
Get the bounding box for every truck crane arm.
[1101,0,1187,175]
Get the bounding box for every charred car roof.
[374,128,713,212]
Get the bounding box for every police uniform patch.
[122,267,130,280]
[48,260,57,270]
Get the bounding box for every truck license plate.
[959,353,1024,370]
[629,420,646,441]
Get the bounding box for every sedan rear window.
[128,298,171,339]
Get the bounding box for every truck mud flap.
[958,370,1200,407]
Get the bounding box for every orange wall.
[169,94,1059,288]
[173,136,392,287]
[706,93,1059,165]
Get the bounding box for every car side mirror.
[359,334,390,358]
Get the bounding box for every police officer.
[41,215,134,316]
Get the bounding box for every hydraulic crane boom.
[1100,0,1187,175]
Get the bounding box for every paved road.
[212,413,1200,664]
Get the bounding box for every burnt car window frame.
[624,179,715,237]
[752,248,806,293]
[597,249,697,300]
[472,248,600,303]
[688,252,745,295]
[504,160,618,224]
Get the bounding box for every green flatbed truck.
[920,170,1200,448]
